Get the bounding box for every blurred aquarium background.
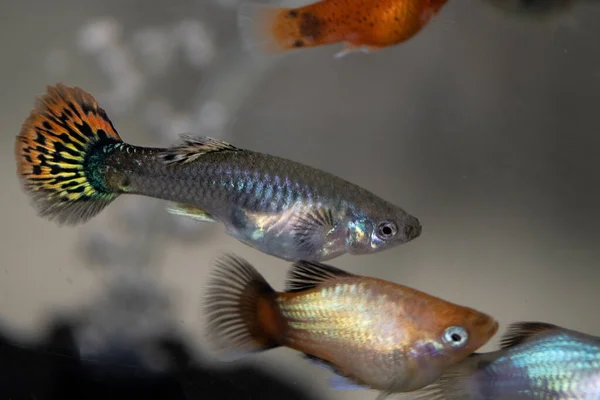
[1,0,600,399]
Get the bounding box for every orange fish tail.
[237,2,313,54]
[204,254,285,360]
[15,84,123,225]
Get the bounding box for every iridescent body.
[204,255,499,397]
[238,0,449,57]
[414,322,600,400]
[14,84,421,262]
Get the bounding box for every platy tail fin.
[15,84,123,225]
[204,254,283,361]
[412,353,489,400]
[237,1,292,56]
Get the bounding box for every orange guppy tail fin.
[15,83,123,225]
[204,254,285,361]
[237,1,310,55]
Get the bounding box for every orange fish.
[237,0,449,57]
[204,255,499,398]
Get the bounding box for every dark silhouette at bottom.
[0,318,320,400]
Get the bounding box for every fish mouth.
[477,319,499,347]
[469,314,499,344]
[488,320,500,336]
[405,217,422,240]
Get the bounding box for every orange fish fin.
[237,1,290,56]
[499,321,560,349]
[204,254,283,361]
[15,83,123,225]
[303,355,368,390]
[334,43,382,59]
[285,260,355,293]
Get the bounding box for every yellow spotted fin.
[15,83,124,225]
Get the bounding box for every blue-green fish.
[413,321,600,400]
[14,84,422,262]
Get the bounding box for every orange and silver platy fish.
[204,255,499,398]
[14,84,422,262]
[237,0,449,58]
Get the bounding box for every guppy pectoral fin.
[166,203,216,223]
[291,208,336,254]
[334,43,381,59]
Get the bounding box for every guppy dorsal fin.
[161,135,241,166]
[285,260,355,293]
[500,321,560,349]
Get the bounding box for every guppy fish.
[413,321,600,400]
[15,84,422,262]
[237,0,449,58]
[204,254,499,398]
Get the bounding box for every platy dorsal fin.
[161,135,241,166]
[500,321,560,349]
[285,260,355,293]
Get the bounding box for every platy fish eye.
[376,221,398,240]
[443,326,468,347]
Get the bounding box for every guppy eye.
[376,221,398,240]
[443,326,468,347]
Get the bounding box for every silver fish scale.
[178,151,362,214]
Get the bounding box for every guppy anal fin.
[161,135,241,166]
[166,202,216,223]
[291,208,336,255]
